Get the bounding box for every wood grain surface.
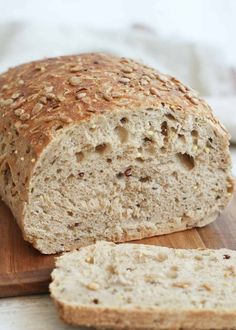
[0,194,235,298]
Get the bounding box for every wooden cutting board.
[0,194,236,298]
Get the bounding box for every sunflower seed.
[20,113,30,121]
[76,92,87,99]
[69,76,81,86]
[14,108,25,116]
[119,77,130,84]
[32,103,43,115]
[70,66,82,73]
[150,87,160,96]
[122,66,133,74]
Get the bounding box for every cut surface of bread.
[0,53,234,253]
[50,242,236,330]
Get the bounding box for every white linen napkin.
[206,97,236,143]
[0,22,235,143]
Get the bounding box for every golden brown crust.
[0,53,224,157]
[54,299,236,329]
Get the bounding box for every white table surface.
[1,147,236,330]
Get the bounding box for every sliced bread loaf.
[50,241,236,330]
[0,53,234,253]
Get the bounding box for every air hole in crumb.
[67,211,73,216]
[177,153,195,170]
[3,163,12,186]
[95,143,110,154]
[165,113,176,121]
[161,121,168,136]
[136,157,145,163]
[139,176,151,182]
[45,177,50,182]
[68,222,79,229]
[124,167,132,177]
[181,213,191,223]
[120,117,128,124]
[56,168,62,174]
[116,172,124,179]
[76,151,84,162]
[107,158,112,163]
[78,172,84,178]
[89,126,96,132]
[191,130,199,138]
[115,126,128,143]
[143,136,153,143]
[93,299,99,304]
[68,174,75,180]
[178,134,186,144]
[206,140,213,149]
[55,125,63,131]
[136,203,140,208]
[171,171,178,180]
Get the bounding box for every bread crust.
[0,53,229,158]
[54,300,236,330]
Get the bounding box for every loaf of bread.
[0,53,234,254]
[50,241,236,329]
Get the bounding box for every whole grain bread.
[0,53,234,254]
[50,241,236,330]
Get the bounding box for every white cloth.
[0,22,235,141]
[206,97,236,143]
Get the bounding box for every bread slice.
[0,53,234,253]
[50,241,236,330]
